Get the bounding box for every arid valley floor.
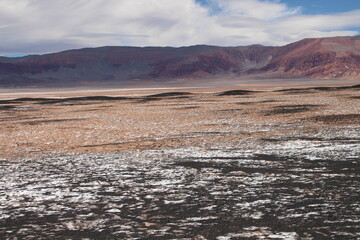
[0,84,360,239]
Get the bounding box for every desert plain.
[0,83,360,239]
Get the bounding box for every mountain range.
[1,36,359,87]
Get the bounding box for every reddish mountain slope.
[0,36,359,86]
[260,37,360,79]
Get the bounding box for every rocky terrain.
[0,36,360,87]
[0,85,360,239]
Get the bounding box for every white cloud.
[0,0,359,55]
[209,0,302,20]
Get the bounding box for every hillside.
[0,36,359,87]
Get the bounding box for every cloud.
[0,0,359,55]
[207,0,302,20]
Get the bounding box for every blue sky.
[194,0,360,34]
[287,0,360,33]
[287,0,360,14]
[1,0,360,56]
[196,0,360,15]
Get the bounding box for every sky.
[0,0,359,56]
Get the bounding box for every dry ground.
[0,85,360,160]
[0,84,360,239]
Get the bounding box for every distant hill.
[1,36,359,87]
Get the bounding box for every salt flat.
[0,85,359,239]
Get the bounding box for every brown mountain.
[258,36,360,79]
[0,36,359,87]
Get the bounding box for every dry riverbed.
[0,85,360,239]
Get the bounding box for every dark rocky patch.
[218,108,243,112]
[145,92,192,98]
[236,100,279,105]
[65,96,129,101]
[275,88,314,93]
[73,108,103,112]
[138,96,191,103]
[0,94,192,106]
[38,96,130,105]
[311,86,337,91]
[332,84,360,90]
[21,118,86,125]
[309,114,360,124]
[1,94,196,106]
[216,90,256,96]
[175,106,199,110]
[236,102,255,105]
[260,100,279,103]
[264,104,319,115]
[10,97,52,102]
[276,84,360,93]
[261,138,283,142]
[0,96,130,106]
[276,104,320,108]
[0,105,16,110]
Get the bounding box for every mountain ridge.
[1,36,359,87]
